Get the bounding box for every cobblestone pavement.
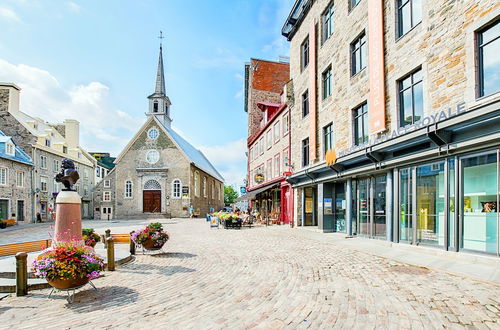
[0,219,499,329]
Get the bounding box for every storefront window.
[304,187,316,226]
[334,182,346,232]
[461,153,498,254]
[416,162,445,246]
[400,168,413,243]
[374,175,387,238]
[448,159,456,249]
[357,179,370,236]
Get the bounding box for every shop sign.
[324,198,333,215]
[182,186,189,194]
[325,150,337,166]
[254,173,264,184]
[333,102,468,159]
[240,187,247,194]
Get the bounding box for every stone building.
[0,129,33,223]
[93,45,224,220]
[283,0,500,255]
[0,83,95,220]
[90,152,116,185]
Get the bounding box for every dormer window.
[45,139,51,147]
[153,101,159,113]
[5,142,15,156]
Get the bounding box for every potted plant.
[130,222,169,250]
[82,228,101,247]
[32,243,104,290]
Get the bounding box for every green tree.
[224,185,238,205]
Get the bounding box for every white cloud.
[0,58,142,155]
[194,47,244,69]
[66,1,81,13]
[0,6,21,22]
[199,138,247,187]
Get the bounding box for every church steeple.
[147,31,172,128]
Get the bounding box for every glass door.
[460,152,498,254]
[357,179,370,236]
[334,182,346,232]
[399,168,413,243]
[373,175,387,238]
[304,187,316,226]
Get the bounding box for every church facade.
[93,45,224,219]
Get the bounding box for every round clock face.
[148,128,159,140]
[146,150,160,164]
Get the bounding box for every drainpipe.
[30,145,37,223]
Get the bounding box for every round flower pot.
[47,277,90,290]
[142,239,165,250]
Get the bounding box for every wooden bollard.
[129,232,135,255]
[15,252,28,296]
[104,229,111,248]
[106,237,115,271]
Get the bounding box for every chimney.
[0,83,21,115]
[64,119,80,148]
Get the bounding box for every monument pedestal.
[53,190,83,246]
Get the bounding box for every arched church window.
[146,150,160,164]
[203,177,207,198]
[148,128,159,140]
[125,180,133,198]
[153,101,159,112]
[194,171,200,197]
[172,179,181,198]
[144,179,161,190]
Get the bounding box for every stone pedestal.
[53,190,83,246]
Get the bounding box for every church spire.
[155,31,166,95]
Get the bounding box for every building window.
[172,179,181,198]
[41,176,47,192]
[274,121,280,143]
[283,149,289,168]
[5,143,14,156]
[397,0,422,37]
[399,69,423,127]
[274,154,280,177]
[194,171,200,197]
[84,169,89,179]
[212,182,215,199]
[103,191,111,202]
[302,138,309,167]
[153,101,159,112]
[40,155,47,169]
[260,138,264,155]
[84,185,88,196]
[322,3,334,42]
[54,181,61,193]
[283,113,289,136]
[266,130,272,149]
[203,177,207,198]
[349,0,361,10]
[478,20,500,97]
[351,33,367,75]
[16,171,24,187]
[63,146,67,154]
[125,180,132,198]
[301,36,309,70]
[53,160,59,172]
[322,66,332,99]
[353,103,369,145]
[323,123,333,156]
[0,168,7,185]
[266,159,272,181]
[45,139,51,147]
[146,150,160,164]
[302,90,309,117]
[148,128,159,140]
[104,180,110,188]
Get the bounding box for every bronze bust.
[55,158,80,191]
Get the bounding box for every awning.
[236,183,279,201]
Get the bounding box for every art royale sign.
[337,102,468,158]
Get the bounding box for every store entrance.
[303,187,317,226]
[355,175,387,238]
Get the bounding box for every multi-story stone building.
[0,83,95,220]
[283,0,500,256]
[90,152,116,185]
[0,129,33,223]
[243,58,292,224]
[93,44,224,220]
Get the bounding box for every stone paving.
[0,219,499,329]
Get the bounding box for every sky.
[0,0,295,188]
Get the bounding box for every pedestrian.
[36,212,42,223]
[189,205,194,218]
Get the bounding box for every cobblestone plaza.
[1,219,498,329]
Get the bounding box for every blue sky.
[0,0,294,187]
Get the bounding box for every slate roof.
[0,130,33,165]
[163,124,224,182]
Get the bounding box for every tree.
[224,185,238,205]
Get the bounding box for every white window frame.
[172,179,181,198]
[16,171,24,187]
[274,121,280,143]
[5,142,15,156]
[40,176,48,192]
[283,113,289,136]
[203,177,207,198]
[124,180,133,198]
[104,180,111,188]
[40,155,47,169]
[194,171,200,197]
[0,167,7,185]
[266,130,272,149]
[103,191,111,202]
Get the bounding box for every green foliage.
[147,222,163,231]
[224,185,238,205]
[82,228,95,236]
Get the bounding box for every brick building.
[283,0,500,255]
[93,45,224,219]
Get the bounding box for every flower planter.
[47,277,90,290]
[142,239,165,250]
[86,241,97,248]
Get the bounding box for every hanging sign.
[254,173,264,184]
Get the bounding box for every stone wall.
[0,158,33,222]
[93,169,117,220]
[189,165,224,216]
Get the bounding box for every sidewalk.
[274,226,500,284]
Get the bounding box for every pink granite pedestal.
[53,190,84,247]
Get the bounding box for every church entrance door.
[143,190,161,213]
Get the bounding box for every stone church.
[93,45,224,219]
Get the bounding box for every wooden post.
[104,229,111,248]
[106,237,115,271]
[15,252,28,296]
[129,232,135,255]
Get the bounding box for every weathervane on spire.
[158,30,165,48]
